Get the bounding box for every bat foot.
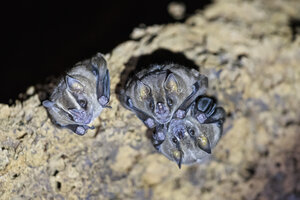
[196,113,207,123]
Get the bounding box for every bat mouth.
[155,114,172,124]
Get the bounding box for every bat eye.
[78,99,87,108]
[149,100,154,110]
[67,113,74,120]
[188,128,195,136]
[172,137,179,144]
[167,97,173,106]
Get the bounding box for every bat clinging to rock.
[152,113,223,168]
[152,96,225,168]
[43,53,110,135]
[121,64,208,128]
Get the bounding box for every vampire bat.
[43,53,110,135]
[152,96,225,168]
[120,64,208,128]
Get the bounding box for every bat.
[42,53,110,135]
[152,97,225,168]
[120,64,208,128]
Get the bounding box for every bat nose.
[178,130,186,139]
[156,102,168,114]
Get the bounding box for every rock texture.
[1,0,300,199]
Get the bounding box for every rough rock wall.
[1,0,300,199]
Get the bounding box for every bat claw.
[99,96,109,106]
[88,125,95,130]
[75,126,87,136]
[196,113,207,123]
[144,118,155,128]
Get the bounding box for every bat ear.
[164,73,179,93]
[65,75,84,92]
[93,53,107,68]
[136,80,150,100]
[42,100,55,108]
[172,150,183,169]
[196,134,211,154]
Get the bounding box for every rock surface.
[1,0,300,199]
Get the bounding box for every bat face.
[43,53,110,135]
[130,71,188,124]
[122,64,208,128]
[153,115,223,168]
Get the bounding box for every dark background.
[1,0,211,104]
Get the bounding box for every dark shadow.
[115,48,199,98]
[1,0,212,104]
[289,18,300,42]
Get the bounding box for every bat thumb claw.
[99,96,109,106]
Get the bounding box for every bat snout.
[155,102,171,123]
[155,102,169,115]
[69,109,92,124]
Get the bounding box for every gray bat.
[152,97,225,168]
[42,53,110,135]
[121,64,208,128]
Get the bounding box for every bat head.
[127,71,190,125]
[153,115,222,168]
[43,74,100,127]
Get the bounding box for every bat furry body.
[121,64,208,128]
[152,96,225,168]
[43,53,110,135]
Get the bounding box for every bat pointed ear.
[42,100,55,108]
[136,80,150,100]
[173,150,183,169]
[65,75,84,92]
[93,53,107,68]
[197,135,211,154]
[164,73,179,93]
